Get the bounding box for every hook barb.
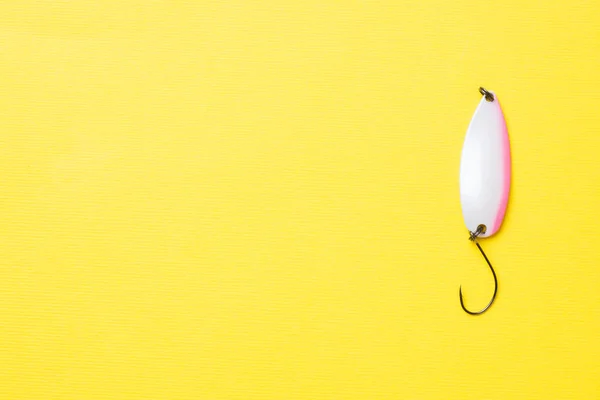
[459,227,498,315]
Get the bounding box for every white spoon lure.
[458,87,511,315]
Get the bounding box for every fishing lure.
[458,87,511,315]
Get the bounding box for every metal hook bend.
[459,226,498,315]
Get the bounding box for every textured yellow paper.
[1,1,599,399]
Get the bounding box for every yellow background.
[1,1,599,399]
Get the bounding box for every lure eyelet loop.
[479,87,495,102]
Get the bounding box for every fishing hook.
[459,224,498,315]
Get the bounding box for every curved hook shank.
[459,242,498,315]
